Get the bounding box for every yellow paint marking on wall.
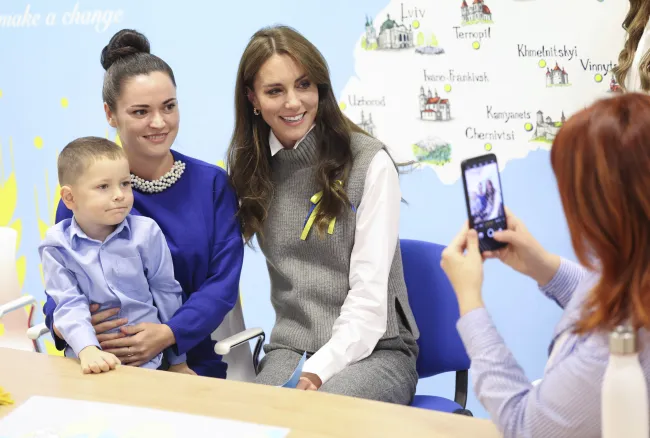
[23,298,32,315]
[0,173,17,226]
[35,187,50,240]
[8,218,21,250]
[0,138,18,230]
[105,130,122,147]
[34,170,61,241]
[16,256,26,290]
[45,339,64,356]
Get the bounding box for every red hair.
[551,93,650,333]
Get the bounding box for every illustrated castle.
[532,110,565,142]
[546,63,569,87]
[461,0,492,25]
[357,110,375,136]
[610,77,622,93]
[365,14,413,49]
[419,87,451,121]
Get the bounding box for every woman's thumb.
[467,229,480,253]
[493,229,518,244]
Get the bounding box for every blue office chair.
[401,239,473,415]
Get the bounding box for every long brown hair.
[226,25,367,243]
[613,0,650,91]
[551,93,650,333]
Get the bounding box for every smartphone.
[460,153,508,252]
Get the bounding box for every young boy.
[39,137,191,375]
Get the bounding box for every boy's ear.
[60,185,75,210]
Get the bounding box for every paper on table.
[279,352,307,388]
[0,396,289,438]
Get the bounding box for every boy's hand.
[78,346,120,374]
[168,363,197,375]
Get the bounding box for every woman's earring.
[253,108,260,116]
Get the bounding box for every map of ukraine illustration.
[339,0,623,184]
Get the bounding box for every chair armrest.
[214,327,265,372]
[0,295,37,318]
[214,327,264,354]
[27,322,49,340]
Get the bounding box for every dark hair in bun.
[100,29,151,70]
[101,29,176,110]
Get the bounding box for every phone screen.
[461,154,507,252]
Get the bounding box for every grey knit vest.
[259,130,419,354]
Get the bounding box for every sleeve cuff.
[165,348,186,366]
[165,321,182,355]
[67,331,101,357]
[53,332,68,351]
[539,258,585,307]
[302,351,340,385]
[456,308,504,358]
[44,300,67,351]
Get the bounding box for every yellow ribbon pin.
[300,182,352,241]
[300,191,336,240]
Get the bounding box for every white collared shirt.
[269,128,400,384]
[626,20,650,92]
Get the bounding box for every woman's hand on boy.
[100,322,175,367]
[88,304,129,343]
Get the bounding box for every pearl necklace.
[131,160,186,193]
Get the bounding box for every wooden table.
[0,348,500,437]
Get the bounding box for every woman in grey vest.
[226,25,420,404]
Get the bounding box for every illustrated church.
[419,87,451,121]
[461,0,492,24]
[365,14,413,50]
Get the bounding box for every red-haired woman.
[441,92,650,437]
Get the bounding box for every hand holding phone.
[460,153,508,253]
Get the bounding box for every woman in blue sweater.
[42,29,244,378]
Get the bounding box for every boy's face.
[62,157,134,228]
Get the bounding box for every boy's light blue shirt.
[38,214,186,369]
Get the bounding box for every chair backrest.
[0,227,20,303]
[400,239,470,378]
[0,227,35,352]
[210,295,256,382]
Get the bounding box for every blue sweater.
[43,150,244,378]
